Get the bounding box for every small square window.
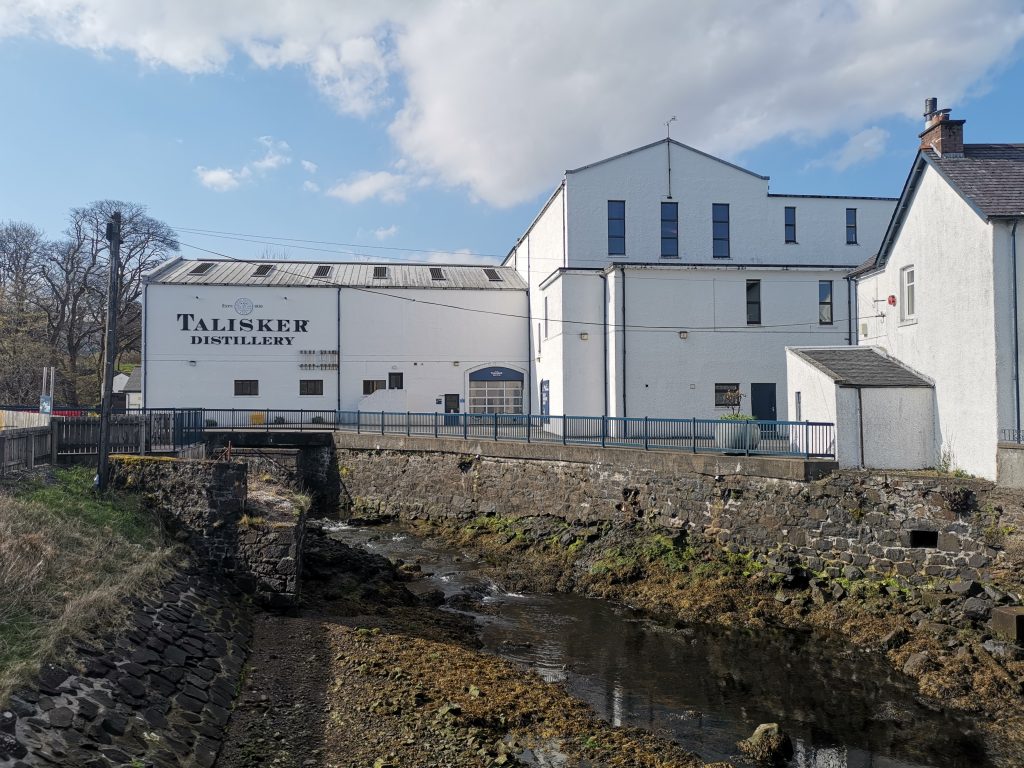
[901,266,916,320]
[715,382,740,407]
[846,208,858,244]
[746,279,761,325]
[234,379,259,396]
[784,206,796,243]
[373,266,388,280]
[608,200,625,255]
[253,264,274,277]
[299,379,324,396]
[661,202,679,258]
[819,280,833,325]
[483,268,503,282]
[189,262,214,275]
[712,204,730,258]
[314,265,332,278]
[388,372,404,390]
[430,267,445,281]
[362,379,386,395]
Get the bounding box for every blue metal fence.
[5,406,837,459]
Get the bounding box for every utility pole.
[97,211,122,491]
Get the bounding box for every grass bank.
[0,466,173,702]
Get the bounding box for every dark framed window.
[712,203,730,258]
[234,379,258,396]
[299,379,324,396]
[362,379,385,395]
[846,208,858,244]
[785,206,796,243]
[608,200,625,255]
[746,279,761,325]
[388,372,404,390]
[715,382,740,407]
[661,202,679,258]
[819,280,833,325]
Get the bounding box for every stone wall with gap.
[333,433,1024,601]
[0,567,251,768]
[108,456,304,610]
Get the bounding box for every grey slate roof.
[145,258,526,290]
[122,367,142,393]
[790,347,932,388]
[926,145,1024,218]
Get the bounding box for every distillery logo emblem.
[233,297,254,315]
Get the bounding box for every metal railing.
[1002,428,1024,444]
[2,407,837,459]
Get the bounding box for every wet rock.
[737,722,793,764]
[902,651,930,676]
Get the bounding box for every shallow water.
[329,523,994,768]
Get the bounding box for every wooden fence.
[0,427,53,476]
[0,409,50,430]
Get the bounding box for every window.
[819,280,833,325]
[784,206,796,243]
[608,200,625,255]
[189,262,214,275]
[544,297,549,338]
[715,382,740,407]
[846,208,858,244]
[388,372,404,390]
[712,204,730,258]
[234,379,259,396]
[483,268,502,282]
[253,264,274,277]
[299,379,324,396]
[314,265,332,278]
[372,266,388,279]
[901,266,916,320]
[430,267,446,281]
[661,202,679,258]
[794,391,802,422]
[468,380,524,414]
[363,379,386,395]
[746,279,761,325]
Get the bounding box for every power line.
[177,240,883,333]
[173,225,503,261]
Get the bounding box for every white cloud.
[301,159,318,174]
[373,224,397,240]
[812,126,891,171]
[327,170,409,203]
[421,248,492,265]
[194,135,290,191]
[7,1,1024,206]
[194,165,250,192]
[302,180,321,193]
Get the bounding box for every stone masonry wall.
[0,568,251,768]
[335,439,1024,595]
[109,457,302,609]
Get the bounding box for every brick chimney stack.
[920,97,965,158]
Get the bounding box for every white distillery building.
[141,258,529,415]
[850,100,1024,481]
[503,139,897,423]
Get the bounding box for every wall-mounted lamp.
[579,332,589,341]
[453,361,460,367]
[678,331,689,340]
[188,360,197,367]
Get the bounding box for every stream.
[328,523,993,768]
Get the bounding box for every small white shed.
[786,346,935,469]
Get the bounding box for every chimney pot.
[924,97,937,119]
[919,103,965,157]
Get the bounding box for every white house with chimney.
[846,99,1024,481]
[503,139,896,424]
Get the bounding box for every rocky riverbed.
[216,527,726,768]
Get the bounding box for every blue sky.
[1,1,1023,264]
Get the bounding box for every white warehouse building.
[504,139,897,422]
[141,258,529,416]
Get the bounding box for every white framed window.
[901,266,916,321]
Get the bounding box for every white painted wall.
[857,165,997,478]
[143,284,528,414]
[785,348,845,459]
[860,387,935,470]
[564,142,894,267]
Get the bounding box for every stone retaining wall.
[0,569,251,768]
[334,435,1024,594]
[109,457,303,609]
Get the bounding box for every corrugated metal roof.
[146,258,527,290]
[791,347,933,387]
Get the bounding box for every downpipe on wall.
[1012,220,1021,434]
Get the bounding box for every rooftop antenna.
[665,117,677,199]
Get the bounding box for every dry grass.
[0,467,174,703]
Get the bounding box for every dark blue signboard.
[469,366,524,382]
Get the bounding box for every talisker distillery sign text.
[176,314,310,346]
